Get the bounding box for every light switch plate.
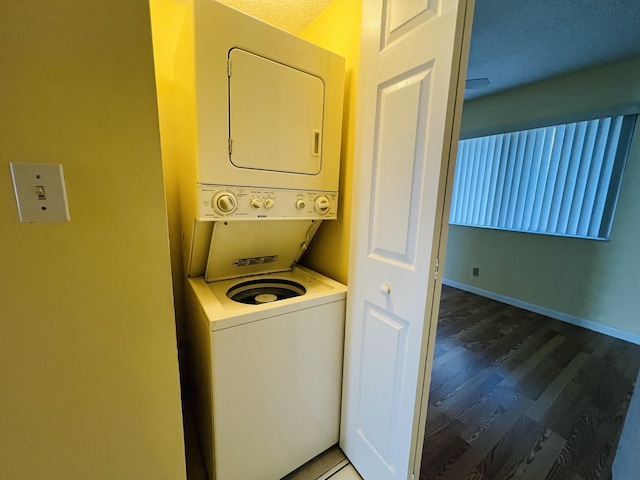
[10,162,70,223]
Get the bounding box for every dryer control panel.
[199,185,338,221]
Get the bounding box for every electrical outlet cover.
[10,162,70,223]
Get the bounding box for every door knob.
[379,283,391,295]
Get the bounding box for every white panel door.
[341,1,472,479]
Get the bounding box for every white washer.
[184,266,347,480]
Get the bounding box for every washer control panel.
[199,185,338,220]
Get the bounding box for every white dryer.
[173,0,345,224]
[185,266,347,480]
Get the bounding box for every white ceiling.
[218,0,333,33]
[466,0,640,99]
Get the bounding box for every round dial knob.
[264,198,275,209]
[250,198,262,209]
[212,192,237,214]
[314,196,331,215]
[296,200,306,210]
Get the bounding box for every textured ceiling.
[217,0,333,34]
[210,0,640,99]
[466,0,640,99]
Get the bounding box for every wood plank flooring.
[421,286,640,480]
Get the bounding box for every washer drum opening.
[227,278,306,305]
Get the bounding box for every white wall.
[0,1,186,478]
[444,56,640,337]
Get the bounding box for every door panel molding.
[383,0,441,48]
[368,66,433,268]
[356,303,409,472]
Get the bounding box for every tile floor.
[325,464,362,480]
[282,445,349,479]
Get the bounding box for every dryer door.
[228,48,324,175]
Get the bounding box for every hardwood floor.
[421,286,640,480]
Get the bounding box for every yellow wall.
[149,0,189,366]
[0,1,186,478]
[299,0,362,285]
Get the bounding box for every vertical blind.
[449,114,636,240]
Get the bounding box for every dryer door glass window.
[228,48,324,175]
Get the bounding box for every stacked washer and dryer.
[173,1,346,479]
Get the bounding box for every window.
[449,114,636,240]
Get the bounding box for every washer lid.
[204,219,322,282]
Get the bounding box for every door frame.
[408,1,475,475]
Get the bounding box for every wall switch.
[10,162,70,223]
[472,266,480,277]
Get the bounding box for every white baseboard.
[442,279,640,346]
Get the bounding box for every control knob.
[314,196,331,215]
[264,198,275,209]
[296,200,306,210]
[212,191,237,214]
[250,198,262,209]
